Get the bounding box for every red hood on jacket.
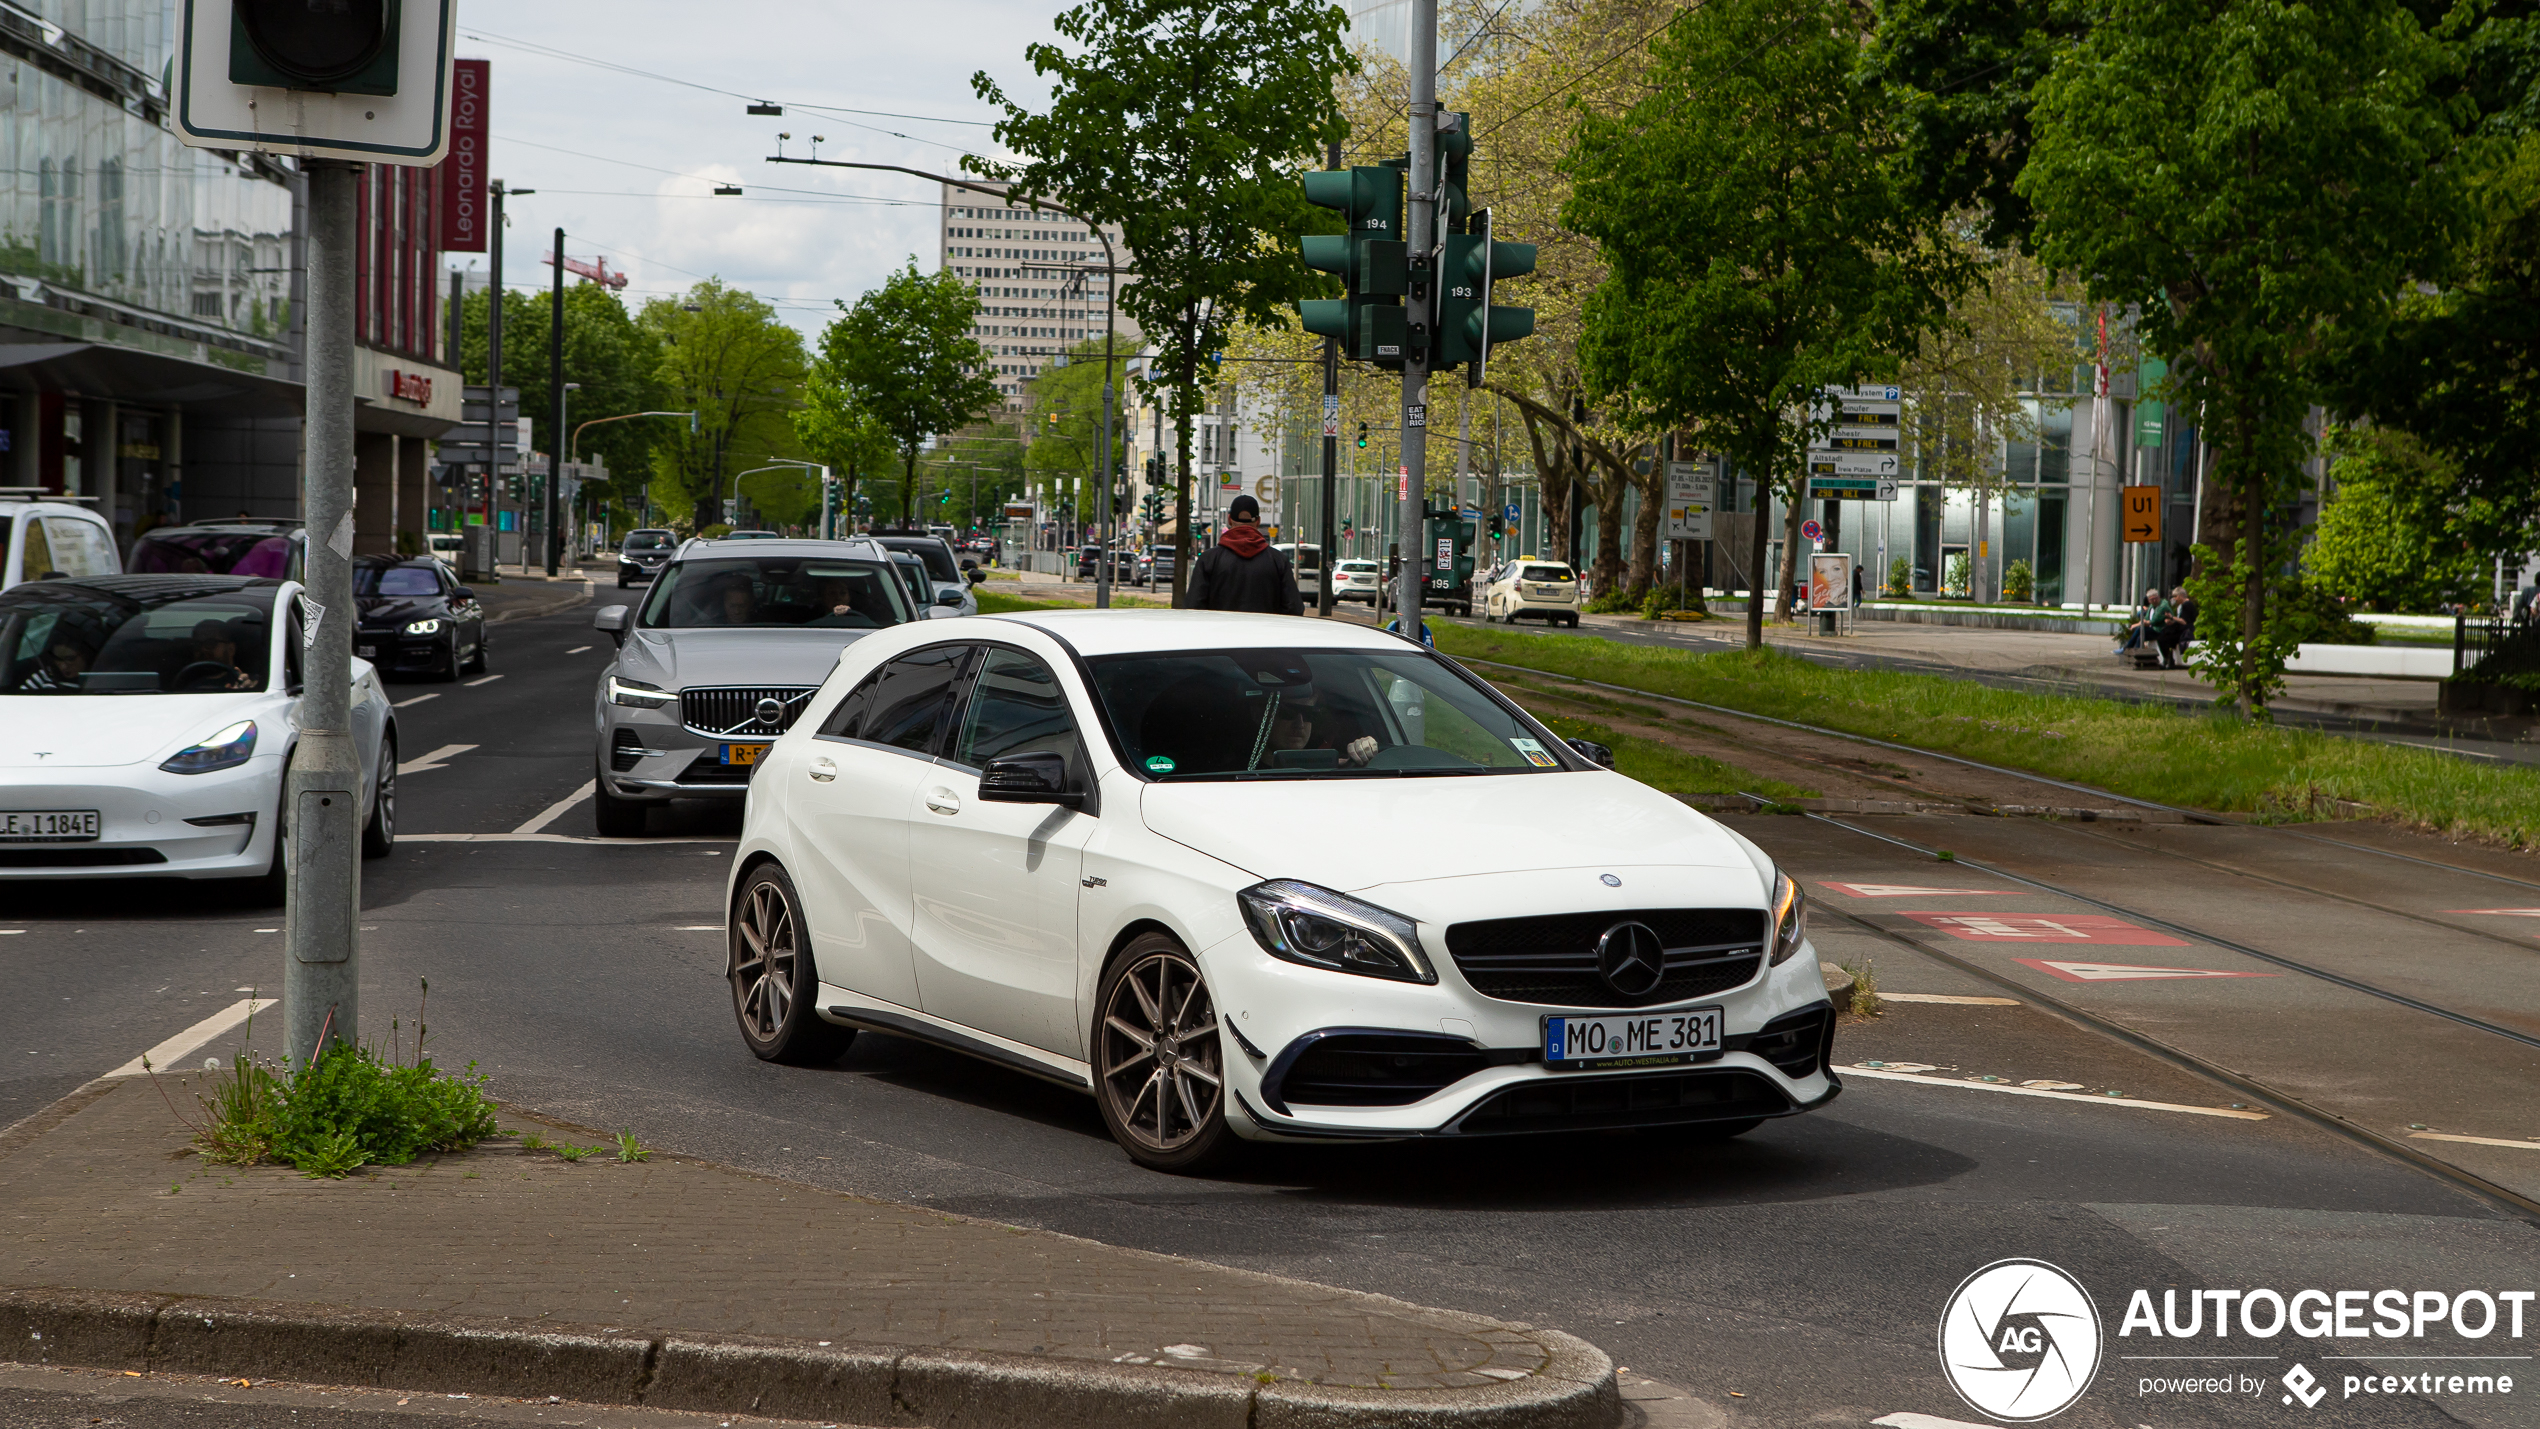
[1219,523,1270,558]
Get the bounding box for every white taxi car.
[1483,558,1580,627]
[721,610,1836,1172]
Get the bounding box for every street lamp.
[569,409,697,533]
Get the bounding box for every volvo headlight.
[161,719,258,775]
[403,618,444,635]
[609,676,673,709]
[1768,870,1807,966]
[1238,880,1435,984]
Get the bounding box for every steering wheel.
[172,661,236,691]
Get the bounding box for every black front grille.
[1444,908,1766,1008]
[0,847,167,869]
[679,685,814,738]
[1273,1034,1489,1110]
[1455,1069,1787,1135]
[1740,1005,1835,1080]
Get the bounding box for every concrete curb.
[0,1287,1619,1429]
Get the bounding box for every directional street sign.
[2122,484,2162,543]
[1663,458,1714,540]
[1810,450,1901,477]
[1875,478,1898,502]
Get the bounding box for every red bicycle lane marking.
[1894,912,2188,946]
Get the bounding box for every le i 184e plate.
[1543,1006,1722,1071]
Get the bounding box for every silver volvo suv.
[589,537,919,835]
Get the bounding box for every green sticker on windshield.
[1144,755,1177,774]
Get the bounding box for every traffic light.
[231,0,400,95]
[1436,208,1536,384]
[1355,421,1368,451]
[1437,112,1473,236]
[1297,166,1408,368]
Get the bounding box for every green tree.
[1022,337,1131,526]
[2018,0,2466,714]
[2304,426,2491,612]
[807,262,998,529]
[1563,0,1963,650]
[923,424,1031,535]
[459,283,666,524]
[637,280,807,532]
[970,0,1354,602]
[1861,0,2085,250]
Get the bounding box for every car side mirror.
[594,604,628,648]
[1565,737,1615,770]
[978,752,1084,809]
[936,589,965,607]
[455,586,476,602]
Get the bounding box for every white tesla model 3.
[0,574,396,896]
[726,610,1835,1171]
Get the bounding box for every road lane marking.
[1878,993,2023,1006]
[2409,1131,2540,1150]
[1899,912,2189,946]
[513,781,595,835]
[400,832,731,845]
[1822,883,2030,899]
[674,925,722,931]
[398,743,477,775]
[2014,958,2278,983]
[566,645,592,654]
[464,674,503,687]
[1843,1065,2269,1118]
[106,998,278,1078]
[393,693,440,708]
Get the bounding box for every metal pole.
[1398,0,1437,641]
[285,161,363,1068]
[1319,137,1341,619]
[487,181,505,559]
[545,226,564,575]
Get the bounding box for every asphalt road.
[6,595,2538,1429]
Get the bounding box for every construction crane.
[542,249,630,290]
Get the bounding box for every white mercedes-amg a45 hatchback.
[725,609,1836,1170]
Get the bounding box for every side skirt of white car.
[814,985,1093,1092]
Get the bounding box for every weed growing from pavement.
[551,1142,599,1163]
[615,1131,650,1163]
[150,980,499,1179]
[1436,627,2540,846]
[1841,959,1884,1018]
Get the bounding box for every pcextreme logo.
[1939,1259,2104,1422]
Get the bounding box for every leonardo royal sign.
[437,58,489,251]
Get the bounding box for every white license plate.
[357,644,378,658]
[0,809,101,842]
[1543,1006,1722,1070]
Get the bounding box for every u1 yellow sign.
[2121,485,2163,544]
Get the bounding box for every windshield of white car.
[1,585,274,694]
[1089,647,1568,779]
[1520,565,1573,582]
[637,557,912,629]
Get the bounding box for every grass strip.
[1434,623,2540,847]
[1534,713,1816,802]
[973,589,1167,614]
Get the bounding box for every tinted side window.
[860,645,973,754]
[952,648,1084,785]
[819,667,887,740]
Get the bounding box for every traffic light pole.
[545,225,564,577]
[1397,0,1438,642]
[1319,140,1340,619]
[285,160,364,1067]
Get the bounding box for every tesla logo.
[1595,921,1665,998]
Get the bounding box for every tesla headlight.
[609,676,674,709]
[1768,870,1807,966]
[1238,880,1435,984]
[403,618,444,635]
[161,719,258,775]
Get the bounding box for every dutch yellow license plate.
[722,742,772,766]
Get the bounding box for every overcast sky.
[461,0,1070,339]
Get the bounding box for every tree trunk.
[1626,444,1662,600]
[1775,479,1804,623]
[1590,473,1626,599]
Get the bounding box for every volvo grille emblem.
[1596,921,1666,998]
[754,697,785,726]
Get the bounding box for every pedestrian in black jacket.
[1186,495,1303,614]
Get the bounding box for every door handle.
[924,788,961,815]
[808,757,836,783]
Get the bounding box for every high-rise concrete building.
[936,180,1133,418]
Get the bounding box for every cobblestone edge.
[0,1287,1618,1429]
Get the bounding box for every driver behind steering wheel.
[166,618,258,691]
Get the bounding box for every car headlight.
[403,618,444,635]
[609,675,674,709]
[1768,870,1807,966]
[161,719,257,775]
[1238,879,1435,984]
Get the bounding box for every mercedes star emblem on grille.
[754,697,785,726]
[1595,921,1666,997]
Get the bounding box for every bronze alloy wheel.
[728,865,853,1065]
[1095,937,1232,1171]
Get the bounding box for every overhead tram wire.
[460,28,999,126]
[494,135,927,206]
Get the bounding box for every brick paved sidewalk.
[1,1078,1599,1408]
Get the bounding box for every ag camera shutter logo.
[1939,1258,2103,1421]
